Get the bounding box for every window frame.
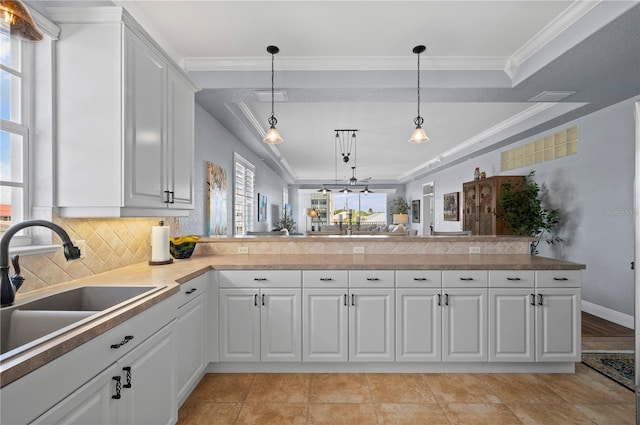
[1,31,33,241]
[233,153,255,235]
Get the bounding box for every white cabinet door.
[489,289,535,362]
[535,288,581,362]
[219,289,260,362]
[349,289,395,362]
[166,67,194,208]
[176,293,207,405]
[117,321,176,425]
[442,288,487,362]
[303,289,348,362]
[123,27,167,209]
[396,289,442,362]
[261,289,302,362]
[31,365,118,425]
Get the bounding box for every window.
[310,192,387,226]
[234,154,255,235]
[0,28,31,236]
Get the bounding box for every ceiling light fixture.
[263,45,283,144]
[360,186,373,194]
[0,0,43,41]
[408,45,429,144]
[318,184,332,194]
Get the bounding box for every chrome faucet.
[1,220,81,307]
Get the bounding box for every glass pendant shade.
[1,0,43,41]
[263,125,283,144]
[409,125,430,144]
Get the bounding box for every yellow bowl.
[169,235,200,259]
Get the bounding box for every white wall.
[179,104,289,235]
[406,96,639,318]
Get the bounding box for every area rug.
[582,352,634,391]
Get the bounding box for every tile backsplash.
[16,215,178,295]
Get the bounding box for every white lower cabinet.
[349,289,395,362]
[489,288,535,362]
[219,288,301,362]
[176,275,208,406]
[32,364,118,424]
[32,321,176,425]
[395,289,441,362]
[535,287,581,362]
[489,270,581,363]
[302,289,349,362]
[442,288,488,362]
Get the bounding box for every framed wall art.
[258,193,267,222]
[443,192,460,221]
[412,199,420,223]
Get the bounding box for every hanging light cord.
[414,50,424,127]
[268,52,277,127]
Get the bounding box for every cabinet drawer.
[442,270,488,287]
[349,270,394,288]
[395,270,442,288]
[303,270,348,288]
[177,273,209,307]
[219,270,301,288]
[489,270,534,288]
[536,270,581,288]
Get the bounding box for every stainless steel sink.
[0,285,163,359]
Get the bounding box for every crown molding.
[26,5,60,40]
[506,0,601,77]
[184,56,508,72]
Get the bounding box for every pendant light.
[360,186,373,194]
[263,45,283,144]
[0,0,43,41]
[408,45,430,144]
[318,185,332,194]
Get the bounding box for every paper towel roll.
[151,224,170,262]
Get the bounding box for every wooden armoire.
[462,175,523,235]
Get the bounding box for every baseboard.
[582,300,634,330]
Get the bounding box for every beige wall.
[17,215,179,295]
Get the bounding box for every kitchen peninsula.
[1,235,585,424]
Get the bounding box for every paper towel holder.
[149,220,174,266]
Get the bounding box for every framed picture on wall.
[258,193,267,222]
[412,200,420,223]
[443,192,460,221]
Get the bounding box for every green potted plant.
[389,197,410,228]
[496,171,562,254]
[273,215,296,233]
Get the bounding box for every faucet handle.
[11,254,20,275]
[10,255,24,291]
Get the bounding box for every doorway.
[422,183,434,236]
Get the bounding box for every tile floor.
[176,365,635,424]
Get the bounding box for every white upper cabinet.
[52,7,197,217]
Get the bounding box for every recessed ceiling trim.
[397,103,559,182]
[184,56,509,72]
[507,0,601,73]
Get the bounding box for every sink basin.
[1,285,163,359]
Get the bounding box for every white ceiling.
[36,1,640,186]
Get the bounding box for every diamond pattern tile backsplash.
[17,215,179,295]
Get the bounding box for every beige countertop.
[1,253,584,387]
